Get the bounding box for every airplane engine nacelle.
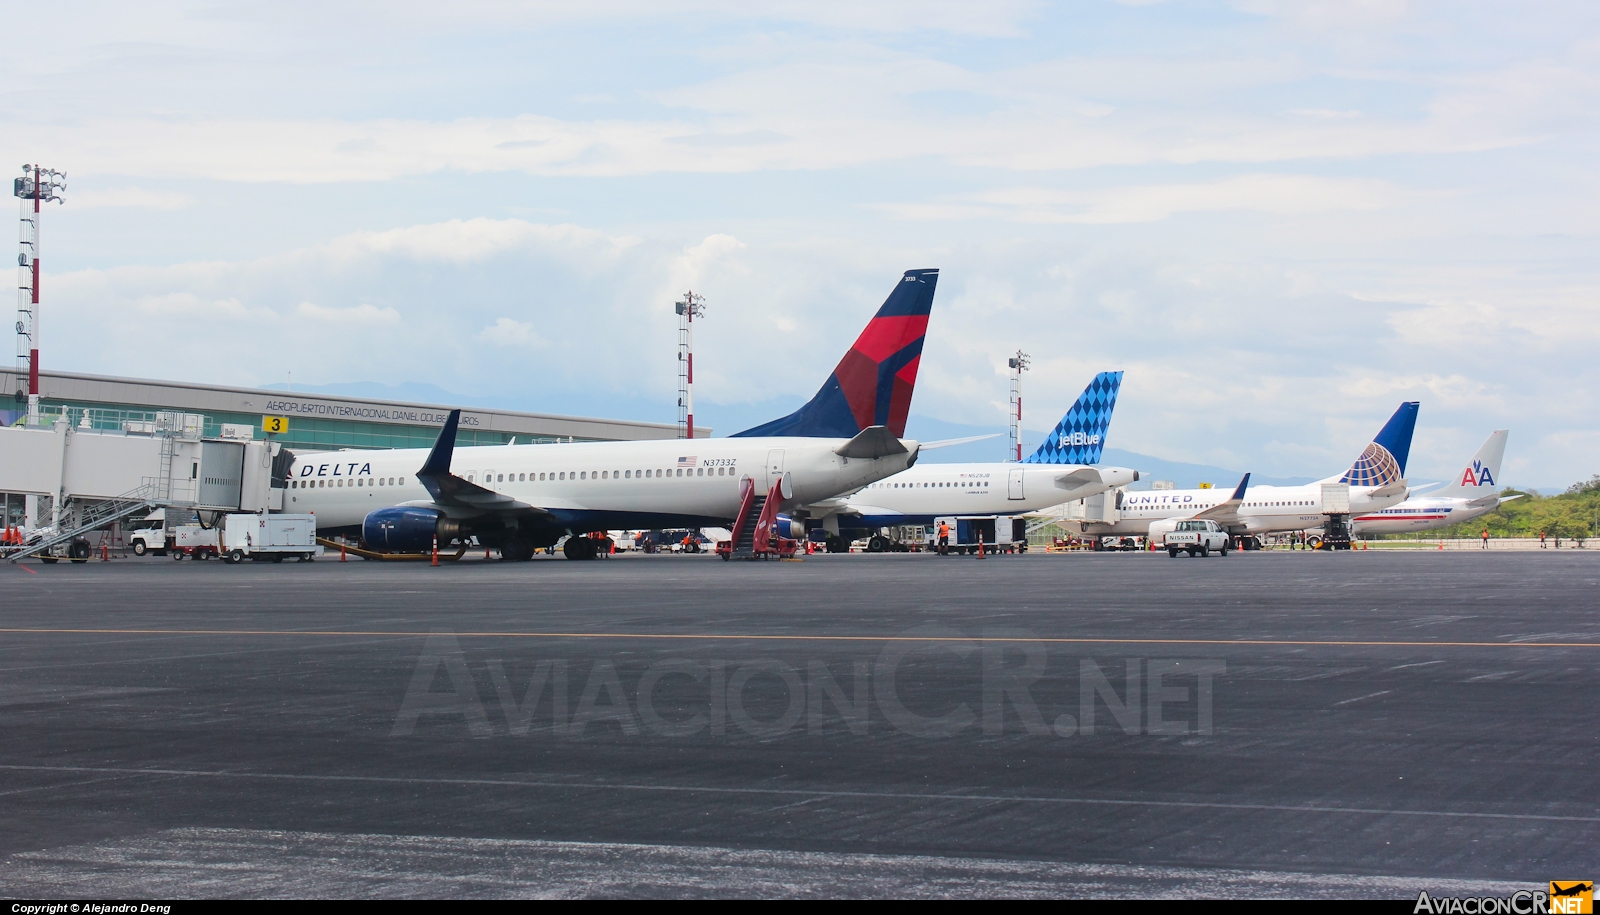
[775,514,805,541]
[1099,467,1140,488]
[1146,517,1184,543]
[362,506,462,553]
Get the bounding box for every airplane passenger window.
[697,468,704,476]
[399,478,405,486]
[581,472,587,480]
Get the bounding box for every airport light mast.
[1007,350,1029,462]
[675,291,706,439]
[14,164,64,426]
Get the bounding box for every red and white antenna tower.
[14,164,65,426]
[675,290,706,439]
[1007,350,1030,461]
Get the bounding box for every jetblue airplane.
[1078,402,1421,542]
[285,269,940,559]
[1353,430,1517,534]
[808,371,1138,548]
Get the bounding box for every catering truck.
[220,513,318,563]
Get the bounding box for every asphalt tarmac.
[1,549,1595,898]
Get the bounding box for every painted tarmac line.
[0,627,1598,649]
[2,765,1596,824]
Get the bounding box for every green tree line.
[1413,475,1600,542]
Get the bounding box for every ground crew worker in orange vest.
[1481,527,1489,550]
[937,521,950,555]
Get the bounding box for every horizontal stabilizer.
[1366,479,1408,502]
[1054,467,1101,489]
[920,432,1001,451]
[836,425,910,459]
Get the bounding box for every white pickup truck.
[1163,519,1230,557]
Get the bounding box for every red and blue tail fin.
[733,269,938,438]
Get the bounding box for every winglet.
[1228,473,1250,502]
[1195,473,1250,522]
[418,409,461,478]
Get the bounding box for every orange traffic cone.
[431,535,439,567]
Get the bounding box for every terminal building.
[0,368,706,533]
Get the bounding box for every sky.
[5,0,1597,489]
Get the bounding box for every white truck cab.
[1162,519,1229,558]
[128,510,167,556]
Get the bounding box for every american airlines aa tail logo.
[1550,882,1593,914]
[1461,460,1495,487]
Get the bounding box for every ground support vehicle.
[931,516,1028,555]
[1163,519,1230,557]
[865,525,930,553]
[169,524,220,560]
[23,532,94,564]
[221,513,319,563]
[128,510,168,556]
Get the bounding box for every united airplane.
[806,371,1139,550]
[284,269,940,559]
[1353,430,1516,534]
[1077,402,1420,544]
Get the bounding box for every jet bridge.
[1,411,283,561]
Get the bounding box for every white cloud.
[71,187,192,210]
[292,302,402,325]
[885,174,1403,223]
[477,317,544,348]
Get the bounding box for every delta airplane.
[284,269,940,560]
[1353,430,1517,534]
[807,371,1139,550]
[1077,402,1420,544]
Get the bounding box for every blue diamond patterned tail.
[1021,371,1122,465]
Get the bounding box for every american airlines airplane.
[1353,430,1516,534]
[806,371,1139,550]
[284,269,940,560]
[1076,402,1420,546]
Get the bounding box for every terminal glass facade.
[23,401,580,452]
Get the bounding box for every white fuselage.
[286,436,919,530]
[841,461,1138,524]
[1352,496,1495,534]
[1082,481,1408,536]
